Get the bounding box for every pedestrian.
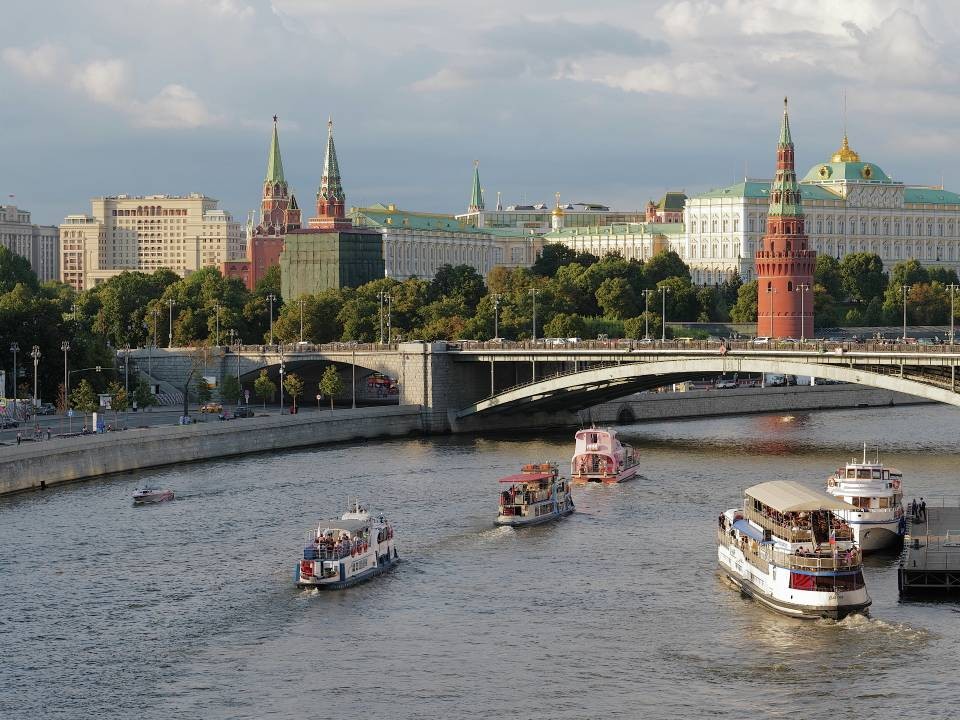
[46,427,52,440]
[16,431,22,445]
[920,498,927,521]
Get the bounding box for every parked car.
[715,379,738,389]
[200,401,223,414]
[37,403,57,415]
[752,336,771,345]
[233,406,254,418]
[0,417,19,428]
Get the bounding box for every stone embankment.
[0,405,422,496]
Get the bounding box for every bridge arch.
[457,357,960,418]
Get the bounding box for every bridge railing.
[447,338,960,354]
[230,342,399,354]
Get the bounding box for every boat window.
[872,469,882,479]
[853,497,870,508]
[847,470,856,478]
[878,497,889,508]
[857,469,871,479]
[883,471,889,480]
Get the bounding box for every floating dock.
[899,505,960,596]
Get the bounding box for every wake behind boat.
[826,444,906,552]
[496,463,574,527]
[132,486,174,504]
[296,501,398,590]
[717,480,871,620]
[571,427,639,484]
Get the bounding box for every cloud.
[3,43,219,129]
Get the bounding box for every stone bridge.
[128,340,960,433]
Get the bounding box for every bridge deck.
[900,506,960,595]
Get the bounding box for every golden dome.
[552,205,565,216]
[831,134,860,163]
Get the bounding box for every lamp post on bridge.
[643,289,654,340]
[795,283,811,342]
[31,345,40,408]
[659,286,670,342]
[492,293,502,340]
[213,303,221,346]
[61,341,70,433]
[166,299,177,348]
[297,298,306,344]
[947,283,958,345]
[266,293,276,347]
[530,288,539,342]
[902,284,912,343]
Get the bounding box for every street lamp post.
[659,287,670,341]
[902,284,912,343]
[948,283,958,345]
[31,345,40,407]
[530,288,539,341]
[377,290,387,344]
[214,304,221,346]
[386,293,393,344]
[231,331,242,404]
[10,342,19,409]
[766,286,777,339]
[61,341,70,434]
[492,293,502,340]
[166,299,177,348]
[795,283,811,342]
[123,344,130,426]
[643,289,654,340]
[278,343,285,413]
[266,294,276,346]
[298,298,306,343]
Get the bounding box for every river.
[2,404,959,719]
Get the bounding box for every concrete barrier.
[0,405,423,496]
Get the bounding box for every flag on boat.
[829,529,836,545]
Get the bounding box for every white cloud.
[1,43,64,80]
[3,43,218,129]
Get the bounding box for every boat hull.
[133,491,174,504]
[496,506,574,527]
[296,555,399,590]
[571,465,639,484]
[851,520,905,552]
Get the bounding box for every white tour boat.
[826,445,906,552]
[496,463,575,527]
[717,480,871,619]
[295,501,398,590]
[132,486,174,504]
[571,427,639,483]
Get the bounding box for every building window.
[733,218,739,232]
[748,217,755,232]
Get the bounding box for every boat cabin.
[306,518,370,563]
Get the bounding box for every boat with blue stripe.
[718,480,871,619]
[296,501,399,590]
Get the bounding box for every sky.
[4,0,960,226]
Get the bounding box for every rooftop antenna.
[875,444,880,463]
[843,89,847,140]
[862,441,867,464]
[496,190,502,211]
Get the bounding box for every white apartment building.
[683,137,960,284]
[60,194,244,290]
[352,204,542,281]
[0,205,59,282]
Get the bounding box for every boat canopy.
[317,518,369,534]
[499,472,552,484]
[732,519,765,542]
[745,480,856,512]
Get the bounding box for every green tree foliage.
[531,243,598,276]
[283,372,305,410]
[813,284,838,328]
[70,379,98,413]
[814,256,844,300]
[254,369,276,408]
[657,277,699,324]
[928,267,960,286]
[133,378,156,409]
[543,313,587,339]
[195,377,212,404]
[840,253,886,304]
[107,380,129,412]
[730,280,759,323]
[430,264,486,313]
[0,246,40,294]
[319,365,344,410]
[645,250,691,285]
[220,374,241,404]
[595,277,639,319]
[889,259,929,289]
[623,312,661,340]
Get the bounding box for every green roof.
[903,187,960,205]
[352,204,535,237]
[265,119,285,185]
[469,163,484,211]
[695,181,838,202]
[801,161,893,184]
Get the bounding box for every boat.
[717,480,871,619]
[496,463,575,527]
[295,501,399,590]
[826,444,906,552]
[571,427,639,483]
[132,486,175,504]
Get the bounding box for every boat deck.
[899,505,960,596]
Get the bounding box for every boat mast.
[862,442,867,464]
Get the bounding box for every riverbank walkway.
[899,503,960,596]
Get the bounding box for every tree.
[928,267,960,286]
[319,365,344,410]
[595,277,639,319]
[813,284,838,328]
[430,264,486,312]
[283,372,304,411]
[107,380,129,412]
[889,259,929,289]
[254,369,276,408]
[531,243,597,276]
[840,253,885,304]
[0,246,40,294]
[70,379,98,421]
[730,280,759,323]
[543,313,587,339]
[133,378,156,410]
[220,374,241,404]
[623,313,660,339]
[657,277,699,323]
[195,377,212,404]
[814,255,843,300]
[644,250,690,285]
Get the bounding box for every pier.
[899,502,960,596]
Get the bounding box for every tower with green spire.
[260,115,301,234]
[755,97,815,339]
[468,160,484,212]
[312,117,351,229]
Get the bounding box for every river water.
[3,404,960,719]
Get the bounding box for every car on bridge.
[232,406,255,418]
[715,379,738,389]
[200,401,223,414]
[752,336,771,345]
[37,403,57,415]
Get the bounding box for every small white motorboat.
[133,486,175,504]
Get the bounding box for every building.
[0,205,59,282]
[543,221,681,263]
[309,118,352,231]
[456,163,646,231]
[683,127,960,285]
[645,192,687,223]
[755,99,814,339]
[352,203,541,280]
[223,117,302,290]
[60,194,243,291]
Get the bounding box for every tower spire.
[265,115,285,185]
[311,115,350,229]
[469,160,484,212]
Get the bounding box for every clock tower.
[755,98,815,339]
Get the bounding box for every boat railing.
[719,529,862,571]
[743,508,853,543]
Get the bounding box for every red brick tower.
[755,98,815,339]
[261,115,301,233]
[310,117,352,230]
